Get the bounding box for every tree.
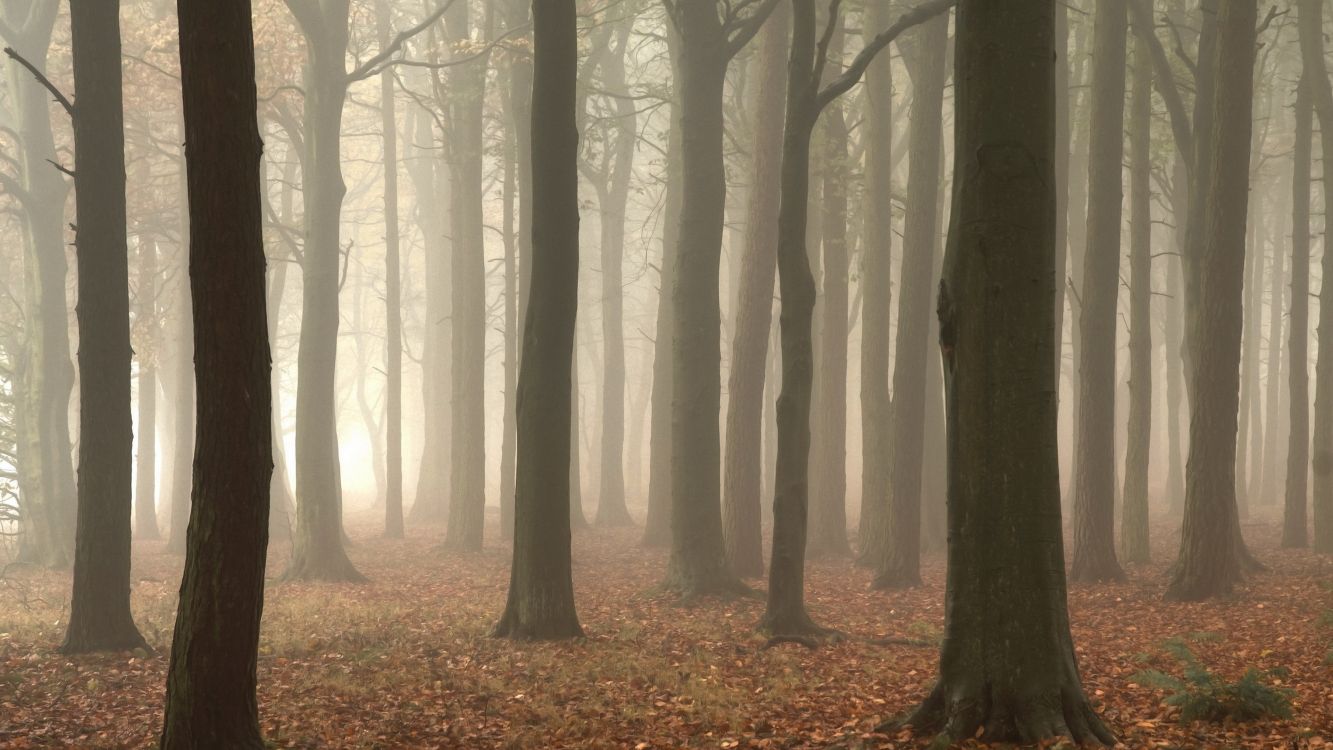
[133,237,160,541]
[60,0,148,655]
[876,9,948,589]
[723,1,788,579]
[1166,0,1258,601]
[159,0,271,741]
[377,0,404,541]
[1284,74,1312,549]
[901,1,1114,741]
[1120,31,1153,565]
[762,0,952,637]
[662,0,777,597]
[1299,0,1333,554]
[1070,0,1127,585]
[492,0,583,641]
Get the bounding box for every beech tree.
[1285,74,1312,549]
[902,1,1114,740]
[60,0,148,655]
[493,0,583,641]
[159,0,271,741]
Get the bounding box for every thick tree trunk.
[1284,75,1312,549]
[285,3,363,581]
[876,12,948,589]
[1167,0,1257,601]
[159,0,271,741]
[493,0,583,639]
[377,0,404,540]
[61,0,148,654]
[1300,0,1333,554]
[134,237,160,541]
[1070,0,1127,585]
[723,3,787,578]
[1120,33,1152,565]
[443,2,489,553]
[904,3,1113,741]
[856,0,893,565]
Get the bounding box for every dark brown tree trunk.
[1284,74,1312,549]
[377,0,404,541]
[904,2,1113,741]
[876,11,948,589]
[1070,0,1127,585]
[442,1,489,553]
[723,3,787,577]
[493,0,583,639]
[1166,0,1257,601]
[61,0,148,654]
[159,0,271,740]
[134,237,160,541]
[1120,32,1152,565]
[1301,0,1333,554]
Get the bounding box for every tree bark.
[1120,32,1152,566]
[723,2,787,578]
[904,2,1113,741]
[1166,0,1258,601]
[160,0,271,740]
[61,0,148,654]
[493,0,583,639]
[134,237,160,541]
[1284,74,1312,548]
[1070,0,1127,585]
[377,0,404,540]
[876,11,948,589]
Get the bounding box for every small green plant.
[1132,638,1293,724]
[907,620,943,646]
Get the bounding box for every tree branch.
[816,0,955,113]
[346,0,457,83]
[3,46,71,116]
[724,0,782,58]
[1129,0,1194,163]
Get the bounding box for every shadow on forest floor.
[1,506,1330,748]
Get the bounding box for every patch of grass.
[907,620,943,646]
[1133,638,1293,724]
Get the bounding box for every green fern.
[1132,640,1293,724]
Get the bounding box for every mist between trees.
[0,0,1331,747]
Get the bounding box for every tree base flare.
[888,679,1116,747]
[280,550,367,584]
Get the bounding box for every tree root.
[883,680,1117,746]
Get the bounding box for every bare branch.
[346,0,457,83]
[3,46,71,116]
[816,0,956,113]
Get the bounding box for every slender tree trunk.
[61,0,148,654]
[570,351,587,529]
[134,237,160,541]
[723,2,788,577]
[1260,189,1286,506]
[1284,74,1312,548]
[1167,0,1258,601]
[493,0,583,639]
[166,215,195,555]
[904,2,1114,741]
[160,0,271,740]
[877,12,948,589]
[1164,158,1188,514]
[1300,0,1333,554]
[1070,0,1127,584]
[377,0,404,540]
[1121,33,1152,565]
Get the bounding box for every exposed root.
[883,680,1116,747]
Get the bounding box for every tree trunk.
[443,1,489,553]
[1284,74,1312,549]
[570,352,587,529]
[160,0,271,740]
[1164,158,1188,514]
[904,3,1114,741]
[856,0,893,565]
[492,0,583,639]
[61,0,148,654]
[1070,0,1127,585]
[1300,0,1333,554]
[134,237,160,541]
[285,1,363,581]
[377,0,404,540]
[165,223,195,556]
[1120,32,1152,565]
[1166,0,1257,601]
[877,12,948,589]
[723,3,787,578]
[1260,186,1286,506]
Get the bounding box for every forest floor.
[1,507,1331,749]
